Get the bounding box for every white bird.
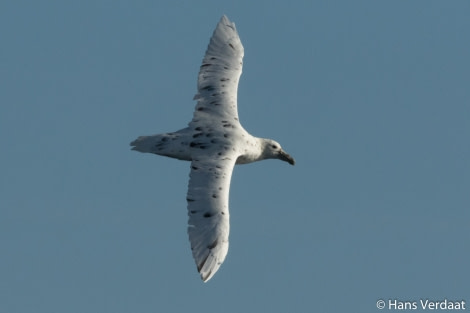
[131,15,295,282]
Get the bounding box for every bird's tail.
[130,135,160,154]
[130,133,192,161]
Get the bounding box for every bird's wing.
[186,151,238,282]
[190,15,244,125]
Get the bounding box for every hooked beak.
[279,150,295,165]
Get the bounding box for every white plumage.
[131,15,294,282]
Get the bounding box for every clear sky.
[1,1,469,312]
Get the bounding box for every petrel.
[131,15,295,282]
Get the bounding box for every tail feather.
[130,135,161,153]
[130,133,192,161]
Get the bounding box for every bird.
[130,15,295,282]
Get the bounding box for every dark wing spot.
[212,194,217,198]
[201,63,211,67]
[228,43,235,49]
[191,166,198,170]
[203,212,213,218]
[190,141,209,149]
[207,239,218,249]
[202,85,215,91]
[186,198,195,202]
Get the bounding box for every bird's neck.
[235,137,265,164]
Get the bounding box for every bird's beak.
[279,150,295,165]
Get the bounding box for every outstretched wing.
[186,152,237,282]
[191,15,244,125]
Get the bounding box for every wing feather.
[191,15,244,123]
[187,152,237,282]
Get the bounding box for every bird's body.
[131,15,294,282]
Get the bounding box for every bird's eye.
[271,145,278,149]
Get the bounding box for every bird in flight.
[131,15,295,282]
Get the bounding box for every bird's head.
[262,139,295,165]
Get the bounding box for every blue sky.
[1,1,469,312]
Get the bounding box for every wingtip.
[219,15,235,29]
[192,244,228,283]
[200,271,213,283]
[200,265,220,282]
[196,256,215,282]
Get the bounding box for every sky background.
[1,1,469,312]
